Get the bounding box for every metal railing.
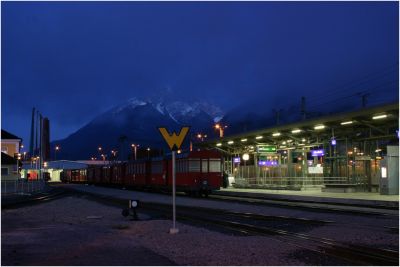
[232,175,360,190]
[1,179,46,195]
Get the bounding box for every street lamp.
[55,145,60,160]
[147,148,150,159]
[131,144,139,160]
[196,133,207,142]
[214,123,228,138]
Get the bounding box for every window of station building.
[1,167,9,175]
[201,159,208,173]
[189,159,200,172]
[1,146,8,154]
[209,159,221,172]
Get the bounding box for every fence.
[1,179,46,196]
[233,176,351,189]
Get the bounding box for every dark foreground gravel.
[1,196,330,266]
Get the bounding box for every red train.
[69,150,223,196]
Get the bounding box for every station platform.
[216,187,399,208]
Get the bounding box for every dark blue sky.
[2,1,398,145]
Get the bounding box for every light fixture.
[291,129,301,134]
[272,132,281,137]
[227,140,234,144]
[216,143,222,147]
[341,121,353,125]
[241,138,247,142]
[372,114,387,120]
[314,125,325,130]
[242,153,249,161]
[255,136,263,139]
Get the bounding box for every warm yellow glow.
[372,114,387,120]
[242,153,249,161]
[216,143,222,147]
[241,138,247,142]
[272,132,281,137]
[314,125,325,130]
[215,124,220,129]
[341,121,353,125]
[227,140,234,144]
[255,136,263,139]
[291,129,301,133]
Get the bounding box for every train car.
[170,150,222,196]
[87,166,96,184]
[111,162,125,185]
[124,159,150,188]
[149,157,167,189]
[101,165,112,185]
[60,169,87,183]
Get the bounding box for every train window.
[189,159,200,172]
[202,159,208,173]
[209,160,221,172]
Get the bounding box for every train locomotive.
[63,150,223,196]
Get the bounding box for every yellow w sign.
[158,127,190,151]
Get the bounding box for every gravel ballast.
[2,196,322,266]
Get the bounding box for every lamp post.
[131,144,139,160]
[147,148,150,159]
[55,145,60,161]
[214,123,228,138]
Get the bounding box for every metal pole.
[170,151,178,234]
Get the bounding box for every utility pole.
[361,93,369,108]
[29,107,35,158]
[301,97,306,120]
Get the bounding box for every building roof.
[22,160,88,170]
[1,152,17,165]
[1,129,22,141]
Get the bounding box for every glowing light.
[241,138,247,142]
[372,114,387,120]
[242,153,250,161]
[291,129,301,133]
[227,140,234,144]
[255,136,263,140]
[216,143,222,147]
[341,121,353,125]
[314,125,325,130]
[272,132,281,137]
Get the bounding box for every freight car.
[72,150,223,196]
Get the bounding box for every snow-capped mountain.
[52,97,224,160]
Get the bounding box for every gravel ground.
[3,185,398,266]
[2,196,314,266]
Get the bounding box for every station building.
[201,103,399,195]
[21,160,104,182]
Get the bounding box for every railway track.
[1,188,70,209]
[206,193,399,217]
[142,203,399,266]
[70,190,398,266]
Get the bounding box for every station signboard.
[233,157,241,164]
[311,149,324,157]
[258,160,278,167]
[257,145,276,153]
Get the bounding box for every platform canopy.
[201,102,399,153]
[22,160,88,170]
